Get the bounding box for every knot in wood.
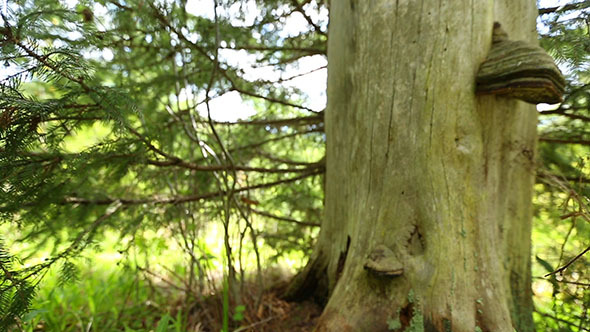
[492,22,509,44]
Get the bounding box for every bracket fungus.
[363,244,404,277]
[476,22,565,104]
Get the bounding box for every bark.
[287,1,538,331]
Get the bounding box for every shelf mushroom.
[364,244,404,278]
[476,22,565,104]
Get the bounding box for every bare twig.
[534,308,587,329]
[147,158,323,174]
[220,45,324,54]
[250,208,320,227]
[539,1,590,15]
[539,138,590,146]
[545,245,590,277]
[537,172,590,184]
[209,113,323,127]
[232,316,275,332]
[61,169,324,206]
[539,109,590,122]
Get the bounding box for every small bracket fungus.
[364,244,404,277]
[476,22,565,104]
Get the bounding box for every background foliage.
[0,0,588,331]
[535,1,590,330]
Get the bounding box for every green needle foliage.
[0,241,35,331]
[1,0,326,329]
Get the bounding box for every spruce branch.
[147,158,324,174]
[61,168,324,206]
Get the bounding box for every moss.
[460,228,467,238]
[407,308,424,332]
[387,316,402,330]
[443,318,452,332]
[408,289,416,303]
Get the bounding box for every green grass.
[3,226,191,332]
[18,261,186,332]
[6,222,302,332]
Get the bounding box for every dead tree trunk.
[288,1,538,331]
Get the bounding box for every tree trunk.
[287,1,538,331]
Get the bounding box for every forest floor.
[184,280,323,332]
[254,296,321,332]
[19,265,324,332]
